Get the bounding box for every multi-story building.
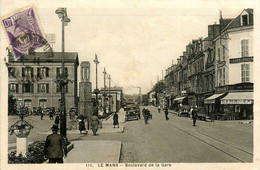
[164,64,177,108]
[205,8,254,119]
[153,9,254,120]
[8,52,79,112]
[186,38,205,107]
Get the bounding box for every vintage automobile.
[177,105,191,117]
[124,102,141,121]
[197,107,206,121]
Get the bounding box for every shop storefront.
[221,92,253,120]
[215,82,254,120]
[204,93,227,116]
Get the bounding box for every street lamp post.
[55,8,70,144]
[93,54,100,116]
[108,75,112,113]
[103,67,107,115]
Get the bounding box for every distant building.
[94,87,123,115]
[147,90,156,106]
[8,52,79,112]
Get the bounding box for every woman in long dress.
[91,115,99,135]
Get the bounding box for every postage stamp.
[1,6,46,59]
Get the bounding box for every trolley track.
[162,120,253,163]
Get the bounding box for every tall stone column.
[79,62,93,129]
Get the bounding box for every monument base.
[16,137,28,157]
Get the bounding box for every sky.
[0,0,256,94]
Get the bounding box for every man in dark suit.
[192,107,198,126]
[44,124,66,163]
[164,106,169,120]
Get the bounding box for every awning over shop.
[204,93,226,104]
[221,92,253,105]
[173,96,186,102]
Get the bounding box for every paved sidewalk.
[39,109,126,136]
[64,140,121,163]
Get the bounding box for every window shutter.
[16,84,19,93]
[245,40,249,57]
[38,84,40,93]
[57,68,59,77]
[37,68,40,77]
[22,68,25,77]
[22,84,24,93]
[47,84,49,93]
[65,68,68,76]
[241,64,244,82]
[31,84,34,93]
[46,68,49,77]
[31,68,34,77]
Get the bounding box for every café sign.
[221,99,253,105]
[216,83,253,93]
[230,57,253,64]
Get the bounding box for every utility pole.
[108,75,112,113]
[103,67,107,115]
[93,54,100,116]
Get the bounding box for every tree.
[153,81,165,93]
[8,94,17,115]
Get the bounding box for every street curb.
[118,142,122,163]
[239,121,253,124]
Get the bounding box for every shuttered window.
[241,63,250,82]
[241,39,249,57]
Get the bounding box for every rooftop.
[9,52,79,65]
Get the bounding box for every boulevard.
[8,106,253,163]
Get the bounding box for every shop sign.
[231,83,253,91]
[216,86,228,93]
[216,83,253,93]
[230,57,253,64]
[221,99,253,104]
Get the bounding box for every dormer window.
[242,15,248,25]
[241,11,249,26]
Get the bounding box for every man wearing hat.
[44,124,66,163]
[191,106,198,126]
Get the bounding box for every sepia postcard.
[0,0,259,170]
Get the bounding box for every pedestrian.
[158,105,161,113]
[78,119,86,134]
[40,108,44,120]
[113,112,119,128]
[164,107,169,120]
[192,106,198,126]
[49,109,54,120]
[91,115,99,135]
[142,108,149,124]
[54,114,60,125]
[44,124,67,163]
